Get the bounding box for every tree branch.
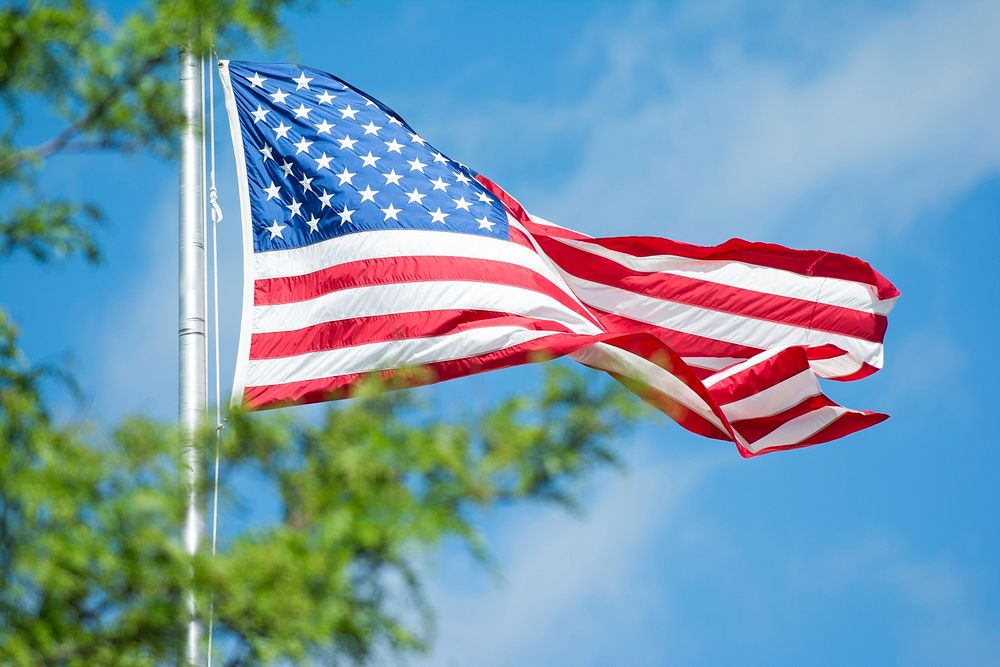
[9,52,169,168]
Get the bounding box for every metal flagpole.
[179,43,207,667]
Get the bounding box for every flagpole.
[179,43,207,667]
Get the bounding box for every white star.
[409,132,425,145]
[315,119,334,134]
[293,104,312,120]
[361,120,382,136]
[358,185,379,203]
[476,215,495,231]
[365,98,376,106]
[294,137,313,154]
[265,220,286,239]
[477,191,492,203]
[338,135,358,151]
[279,160,294,178]
[387,115,403,126]
[304,214,320,233]
[337,204,356,224]
[272,121,291,141]
[316,91,336,105]
[318,189,334,209]
[359,151,380,168]
[432,152,448,164]
[285,199,303,217]
[270,88,289,105]
[340,104,359,120]
[258,145,274,161]
[262,181,281,200]
[384,138,404,153]
[314,152,334,171]
[247,72,266,88]
[407,157,426,173]
[430,176,449,192]
[294,71,313,90]
[382,169,403,186]
[405,188,426,204]
[298,174,314,193]
[381,202,402,221]
[452,196,472,211]
[251,105,270,123]
[336,166,356,185]
[454,171,471,184]
[428,207,449,224]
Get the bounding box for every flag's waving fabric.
[219,60,899,457]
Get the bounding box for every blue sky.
[4,0,1000,664]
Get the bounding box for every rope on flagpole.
[205,47,225,667]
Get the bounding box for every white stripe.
[746,406,850,453]
[703,347,787,388]
[570,342,730,438]
[682,356,747,371]
[565,276,885,368]
[809,352,865,379]
[719,370,820,422]
[246,326,559,386]
[218,61,259,405]
[553,237,897,317]
[255,228,564,287]
[252,280,604,335]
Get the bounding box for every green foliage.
[0,314,185,665]
[0,338,641,664]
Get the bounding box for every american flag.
[220,60,899,457]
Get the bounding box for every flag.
[219,60,899,457]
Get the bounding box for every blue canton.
[226,60,510,254]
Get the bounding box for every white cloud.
[420,446,726,667]
[433,0,1000,253]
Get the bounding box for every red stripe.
[576,235,900,300]
[249,310,577,360]
[829,363,878,382]
[592,309,763,359]
[254,254,601,328]
[539,235,888,342]
[243,332,591,409]
[789,410,888,447]
[805,343,845,360]
[685,365,718,381]
[708,347,813,405]
[749,410,888,457]
[805,345,880,381]
[730,393,834,444]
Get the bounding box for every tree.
[0,2,642,664]
[1,0,302,264]
[0,324,639,664]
